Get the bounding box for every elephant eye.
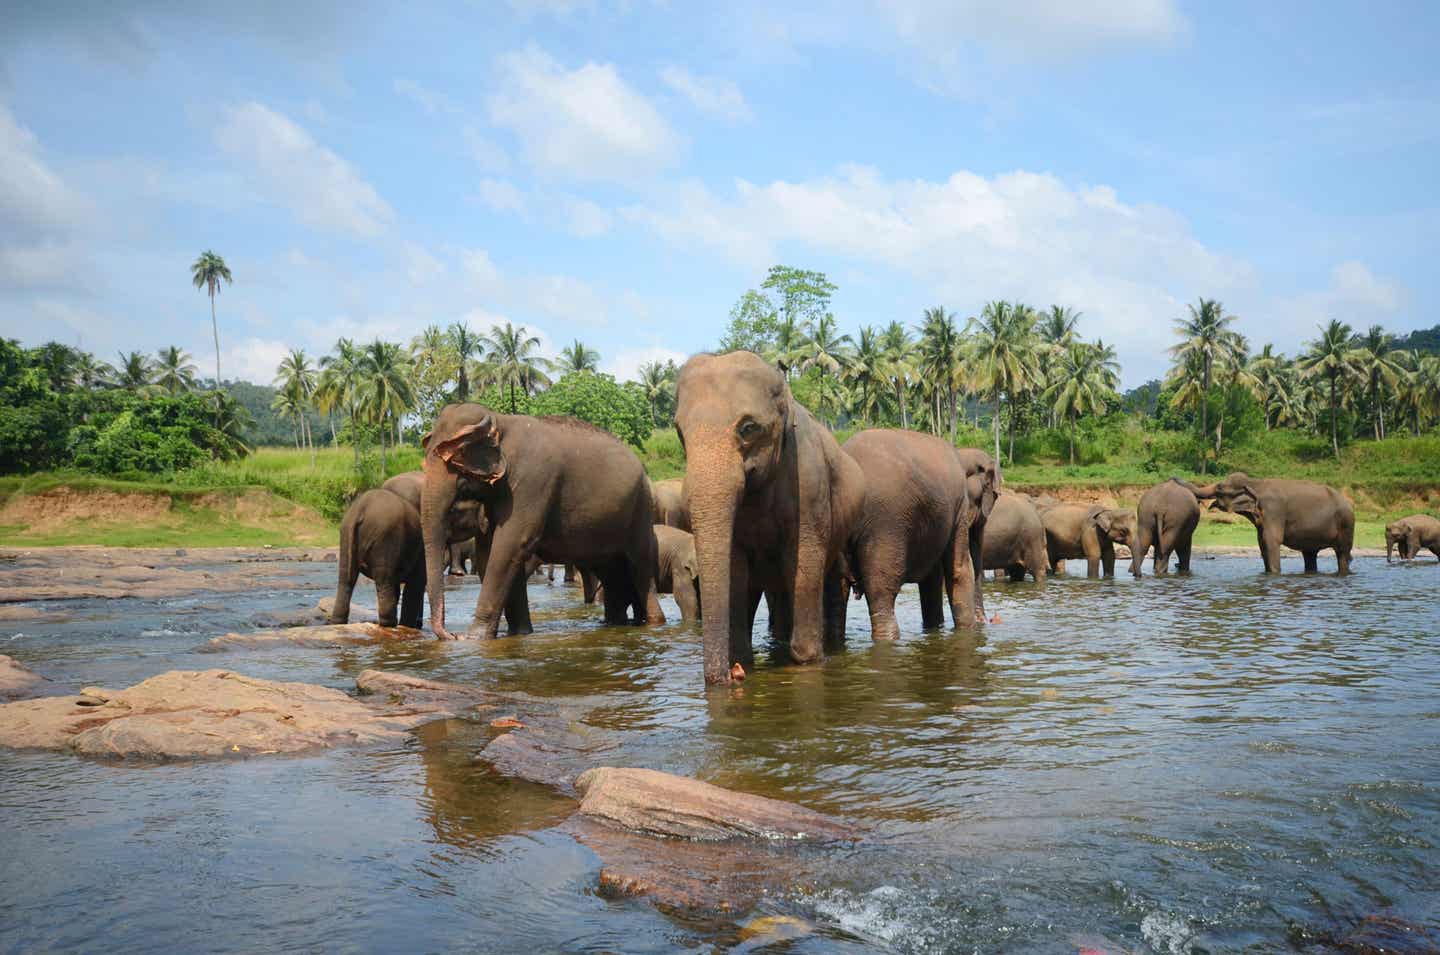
[737,419,763,441]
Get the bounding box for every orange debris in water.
[729,662,747,682]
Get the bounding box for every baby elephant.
[330,488,425,628]
[1040,503,1136,578]
[1386,514,1440,562]
[653,525,701,622]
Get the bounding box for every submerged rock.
[0,655,50,701]
[202,622,422,651]
[0,668,483,760]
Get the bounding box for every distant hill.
[223,380,334,447]
[1393,324,1440,354]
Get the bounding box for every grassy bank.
[1,427,1435,550]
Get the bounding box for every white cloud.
[464,127,511,173]
[559,195,612,237]
[659,66,753,122]
[601,344,688,382]
[476,178,527,214]
[1276,261,1406,346]
[487,45,681,183]
[402,242,445,286]
[221,336,292,385]
[461,248,503,288]
[626,164,1253,381]
[504,0,595,18]
[393,77,458,116]
[0,104,93,237]
[214,102,393,237]
[0,242,85,289]
[880,0,1186,58]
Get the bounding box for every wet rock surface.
[0,654,51,700]
[202,621,422,651]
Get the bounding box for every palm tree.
[1353,324,1405,439]
[1044,341,1118,465]
[275,348,318,464]
[208,391,254,459]
[446,322,483,401]
[114,350,154,391]
[557,339,600,374]
[74,352,112,391]
[1296,319,1363,458]
[796,313,852,425]
[1248,344,1288,430]
[358,340,415,474]
[766,314,807,375]
[190,251,233,391]
[844,325,888,426]
[969,300,1040,462]
[637,360,674,427]
[1212,332,1259,455]
[878,321,917,429]
[153,346,198,395]
[916,307,961,441]
[479,322,551,413]
[1167,298,1236,462]
[1037,306,1081,426]
[271,386,306,449]
[318,338,366,468]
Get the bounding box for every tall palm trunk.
[1069,410,1077,466]
[895,378,909,429]
[992,396,1001,462]
[1329,373,1340,459]
[379,416,388,475]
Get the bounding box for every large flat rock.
[202,622,423,651]
[0,655,50,701]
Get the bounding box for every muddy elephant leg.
[400,567,425,628]
[581,568,600,604]
[1130,523,1152,578]
[469,523,534,638]
[1335,544,1353,576]
[1084,532,1101,579]
[865,582,901,642]
[823,570,847,651]
[1174,535,1192,574]
[1101,540,1116,578]
[917,568,945,629]
[1302,549,1319,574]
[629,556,666,625]
[375,578,400,628]
[1258,525,1283,574]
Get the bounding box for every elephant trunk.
[1386,532,1395,562]
[685,447,746,685]
[420,456,459,639]
[330,511,359,624]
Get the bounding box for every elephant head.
[1094,508,1136,547]
[955,448,1000,524]
[1385,519,1414,561]
[1181,473,1262,523]
[674,352,792,684]
[420,404,509,638]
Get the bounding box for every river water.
[2,554,1438,952]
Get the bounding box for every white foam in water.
[1139,910,1197,953]
[808,884,967,951]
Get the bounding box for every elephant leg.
[1259,525,1283,574]
[1302,549,1319,574]
[399,568,425,628]
[564,562,579,584]
[375,577,400,628]
[629,556,666,625]
[1031,544,1048,583]
[1130,524,1152,578]
[581,569,600,604]
[503,573,533,635]
[1101,541,1116,578]
[917,569,945,629]
[968,523,986,620]
[788,539,831,665]
[674,579,700,622]
[823,570,847,652]
[764,586,793,640]
[865,584,901,642]
[1175,530,1193,574]
[1335,544,1353,576]
[1007,565,1025,582]
[470,523,533,638]
[948,535,978,629]
[1084,532,1101,579]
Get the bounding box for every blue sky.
[2,1,1436,387]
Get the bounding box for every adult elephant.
[330,488,424,628]
[651,478,690,531]
[1130,479,1201,577]
[383,471,485,577]
[1181,473,1355,574]
[842,430,987,641]
[653,524,701,622]
[953,447,1001,618]
[675,351,865,685]
[1040,503,1136,578]
[1386,514,1440,562]
[981,493,1048,583]
[419,404,664,639]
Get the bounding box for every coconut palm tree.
[1296,319,1363,458]
[275,348,318,463]
[190,250,232,391]
[878,321,917,429]
[1167,298,1236,458]
[446,322,484,401]
[1247,344,1288,430]
[74,351,113,391]
[480,322,551,413]
[637,360,674,427]
[557,339,600,374]
[114,351,154,391]
[208,391,254,459]
[1352,324,1405,439]
[1044,341,1118,465]
[915,307,961,441]
[153,346,198,395]
[969,300,1040,462]
[318,338,366,468]
[358,340,415,474]
[795,313,852,425]
[766,314,807,375]
[1037,306,1081,426]
[844,325,888,426]
[1212,333,1259,455]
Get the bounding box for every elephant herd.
[330,349,1437,686]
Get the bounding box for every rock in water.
[0,655,49,701]
[573,766,854,842]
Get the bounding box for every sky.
[1,0,1437,388]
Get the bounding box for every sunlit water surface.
[2,554,1438,952]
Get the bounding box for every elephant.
[329,488,424,628]
[651,478,690,531]
[1130,479,1201,577]
[1040,503,1136,578]
[675,351,865,684]
[383,471,485,577]
[841,429,986,641]
[953,447,1001,618]
[1385,514,1440,561]
[980,493,1048,583]
[1180,473,1354,574]
[447,539,476,577]
[419,404,664,640]
[653,524,701,622]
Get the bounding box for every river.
[2,553,1437,952]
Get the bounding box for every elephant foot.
[788,639,823,665]
[433,626,460,641]
[729,662,747,681]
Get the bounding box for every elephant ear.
[1093,508,1114,535]
[431,416,507,484]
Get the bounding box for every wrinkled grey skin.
[1131,479,1201,577]
[952,447,1001,620]
[330,488,424,627]
[980,493,1048,583]
[383,471,485,578]
[841,430,989,640]
[1180,472,1355,575]
[651,478,691,531]
[675,352,865,685]
[1041,503,1136,578]
[1385,514,1440,562]
[653,524,701,622]
[420,404,664,640]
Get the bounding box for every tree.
[917,307,961,441]
[844,325,888,426]
[73,352,112,391]
[761,266,836,333]
[879,320,917,429]
[1297,319,1363,458]
[446,322,483,402]
[358,340,415,474]
[114,351,155,391]
[274,348,318,464]
[557,338,600,374]
[318,338,365,468]
[1044,341,1118,465]
[1167,298,1236,464]
[153,346,198,395]
[529,371,653,449]
[969,300,1040,462]
[795,313,852,426]
[637,360,676,427]
[1353,324,1404,439]
[480,322,551,414]
[1038,306,1081,426]
[410,325,459,425]
[718,289,778,354]
[190,250,232,392]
